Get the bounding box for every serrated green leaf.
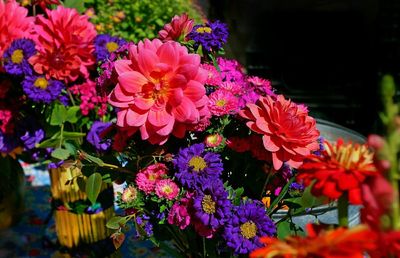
[50,104,67,126]
[85,172,102,205]
[51,148,70,160]
[106,216,125,229]
[66,106,81,123]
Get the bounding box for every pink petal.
[138,49,159,77]
[118,71,147,93]
[169,88,183,106]
[114,60,132,75]
[148,109,173,127]
[272,151,283,170]
[183,80,205,101]
[157,42,178,67]
[172,97,195,122]
[262,135,280,152]
[156,117,175,136]
[126,108,148,127]
[134,97,154,111]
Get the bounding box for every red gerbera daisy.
[297,139,378,204]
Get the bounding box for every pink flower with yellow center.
[208,89,239,116]
[29,6,96,82]
[240,95,320,170]
[135,163,168,194]
[205,134,223,147]
[108,39,210,145]
[0,0,33,57]
[121,185,138,203]
[155,179,179,200]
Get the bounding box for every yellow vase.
[0,157,24,229]
[49,167,115,250]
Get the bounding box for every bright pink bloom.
[247,76,274,96]
[208,90,238,116]
[226,137,250,153]
[29,6,96,82]
[0,0,34,57]
[168,202,191,229]
[70,80,108,116]
[240,95,320,170]
[135,163,168,194]
[200,63,222,86]
[155,179,179,200]
[205,134,223,147]
[158,13,194,42]
[0,109,13,133]
[108,39,210,145]
[220,81,243,95]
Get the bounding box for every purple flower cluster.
[135,214,153,237]
[188,20,228,51]
[22,75,64,103]
[86,121,112,152]
[173,143,223,189]
[3,39,36,76]
[94,34,126,62]
[20,128,44,150]
[223,200,276,254]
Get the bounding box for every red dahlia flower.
[239,95,320,170]
[108,39,210,145]
[250,224,377,258]
[297,139,378,204]
[0,0,33,57]
[32,0,61,10]
[158,13,194,42]
[29,6,96,82]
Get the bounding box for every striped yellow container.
[49,167,115,250]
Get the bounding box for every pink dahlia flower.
[239,95,320,170]
[0,0,34,57]
[208,90,238,116]
[108,39,210,145]
[158,13,194,42]
[135,163,167,194]
[155,179,179,200]
[29,6,96,82]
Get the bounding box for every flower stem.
[337,193,348,227]
[388,135,400,229]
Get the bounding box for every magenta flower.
[155,179,179,200]
[208,90,239,116]
[135,163,168,194]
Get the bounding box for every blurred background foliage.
[84,0,204,42]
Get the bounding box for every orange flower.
[239,95,320,170]
[250,224,377,258]
[297,139,377,204]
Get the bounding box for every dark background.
[199,0,400,135]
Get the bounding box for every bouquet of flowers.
[96,13,328,256]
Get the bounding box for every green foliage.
[86,172,103,205]
[86,0,204,42]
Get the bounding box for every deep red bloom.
[297,139,378,204]
[158,13,194,42]
[240,95,320,170]
[250,224,378,258]
[32,0,61,10]
[29,6,96,82]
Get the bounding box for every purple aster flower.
[192,178,232,230]
[86,121,112,152]
[223,200,276,254]
[94,34,126,62]
[173,143,224,189]
[188,20,228,51]
[20,128,45,150]
[22,75,64,103]
[58,94,70,106]
[3,39,36,76]
[135,214,153,237]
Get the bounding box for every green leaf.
[62,131,86,139]
[50,104,67,126]
[277,221,291,239]
[66,106,81,123]
[36,138,60,148]
[106,216,125,229]
[83,152,105,166]
[85,172,102,205]
[64,141,77,156]
[63,0,85,13]
[51,148,70,160]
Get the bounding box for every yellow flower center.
[207,135,219,145]
[162,185,173,194]
[240,221,257,239]
[196,26,212,34]
[122,186,137,202]
[106,42,119,53]
[188,156,207,172]
[201,195,216,214]
[34,78,49,89]
[216,99,226,107]
[148,173,157,181]
[11,49,24,64]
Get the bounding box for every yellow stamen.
[11,49,24,64]
[106,42,119,53]
[188,156,207,172]
[196,26,212,34]
[162,185,173,194]
[216,99,226,107]
[240,221,257,239]
[201,195,216,214]
[34,78,48,89]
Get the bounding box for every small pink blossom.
[167,202,191,229]
[205,134,223,147]
[121,185,138,203]
[135,163,168,194]
[220,81,243,95]
[155,179,179,200]
[200,63,222,86]
[247,76,274,96]
[69,80,108,116]
[208,90,238,116]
